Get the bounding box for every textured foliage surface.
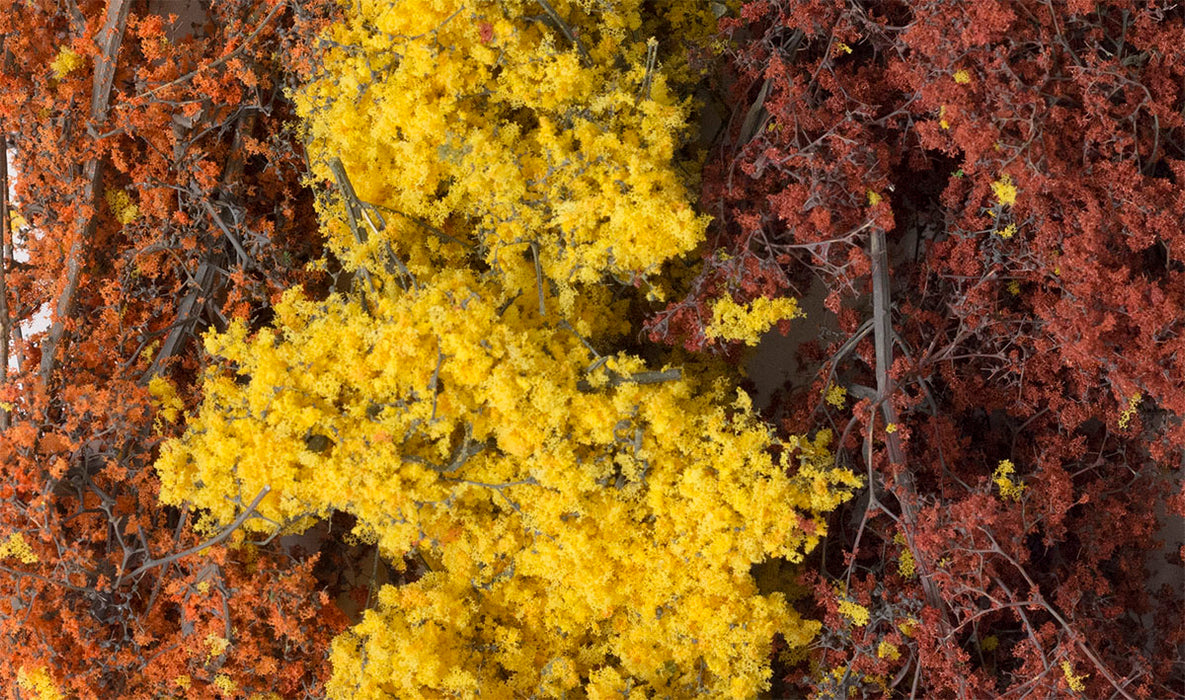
[156,1,862,697]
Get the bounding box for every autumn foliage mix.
[1,0,1182,698]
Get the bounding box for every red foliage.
[667,1,1185,696]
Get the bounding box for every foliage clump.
[0,1,345,696]
[157,0,859,696]
[661,0,1185,696]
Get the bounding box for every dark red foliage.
[662,1,1185,696]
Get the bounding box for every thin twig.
[360,198,471,249]
[0,130,10,430]
[638,38,657,103]
[200,198,251,267]
[122,487,271,582]
[533,0,590,65]
[144,505,189,615]
[530,241,545,316]
[983,531,1138,700]
[127,0,289,105]
[579,367,682,392]
[329,157,415,291]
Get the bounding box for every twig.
[140,251,225,384]
[122,487,271,582]
[39,0,132,384]
[530,241,545,316]
[638,38,658,103]
[869,225,967,693]
[429,348,444,421]
[533,0,591,66]
[0,130,10,430]
[0,564,96,595]
[200,198,251,267]
[127,0,289,104]
[578,367,682,391]
[328,157,414,292]
[737,77,772,147]
[144,505,189,615]
[360,198,471,249]
[402,424,486,474]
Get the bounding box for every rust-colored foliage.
[663,1,1185,697]
[0,1,346,696]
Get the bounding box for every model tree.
[0,1,344,696]
[661,0,1184,695]
[156,1,862,696]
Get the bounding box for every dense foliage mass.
[1,0,1180,698]
[0,1,345,696]
[156,1,860,696]
[658,0,1185,696]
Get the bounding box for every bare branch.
[533,0,590,66]
[39,0,132,384]
[578,367,682,392]
[1,129,10,430]
[122,487,271,582]
[127,0,289,104]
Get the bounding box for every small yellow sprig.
[992,459,1026,501]
[824,384,847,408]
[1119,392,1141,430]
[838,599,870,627]
[1060,660,1088,692]
[991,175,1018,207]
[51,46,84,79]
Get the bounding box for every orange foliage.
[0,1,345,696]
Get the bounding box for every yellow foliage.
[0,532,38,563]
[9,210,27,233]
[293,0,713,296]
[837,599,870,627]
[148,374,183,424]
[897,546,916,578]
[212,674,237,696]
[877,641,900,661]
[17,667,63,700]
[824,384,847,409]
[1119,392,1141,429]
[205,634,230,663]
[991,174,1018,207]
[105,188,140,225]
[1061,660,1088,692]
[160,275,860,697]
[50,46,84,79]
[705,295,803,346]
[993,459,1026,501]
[155,0,863,696]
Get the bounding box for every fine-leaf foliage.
[156,1,861,696]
